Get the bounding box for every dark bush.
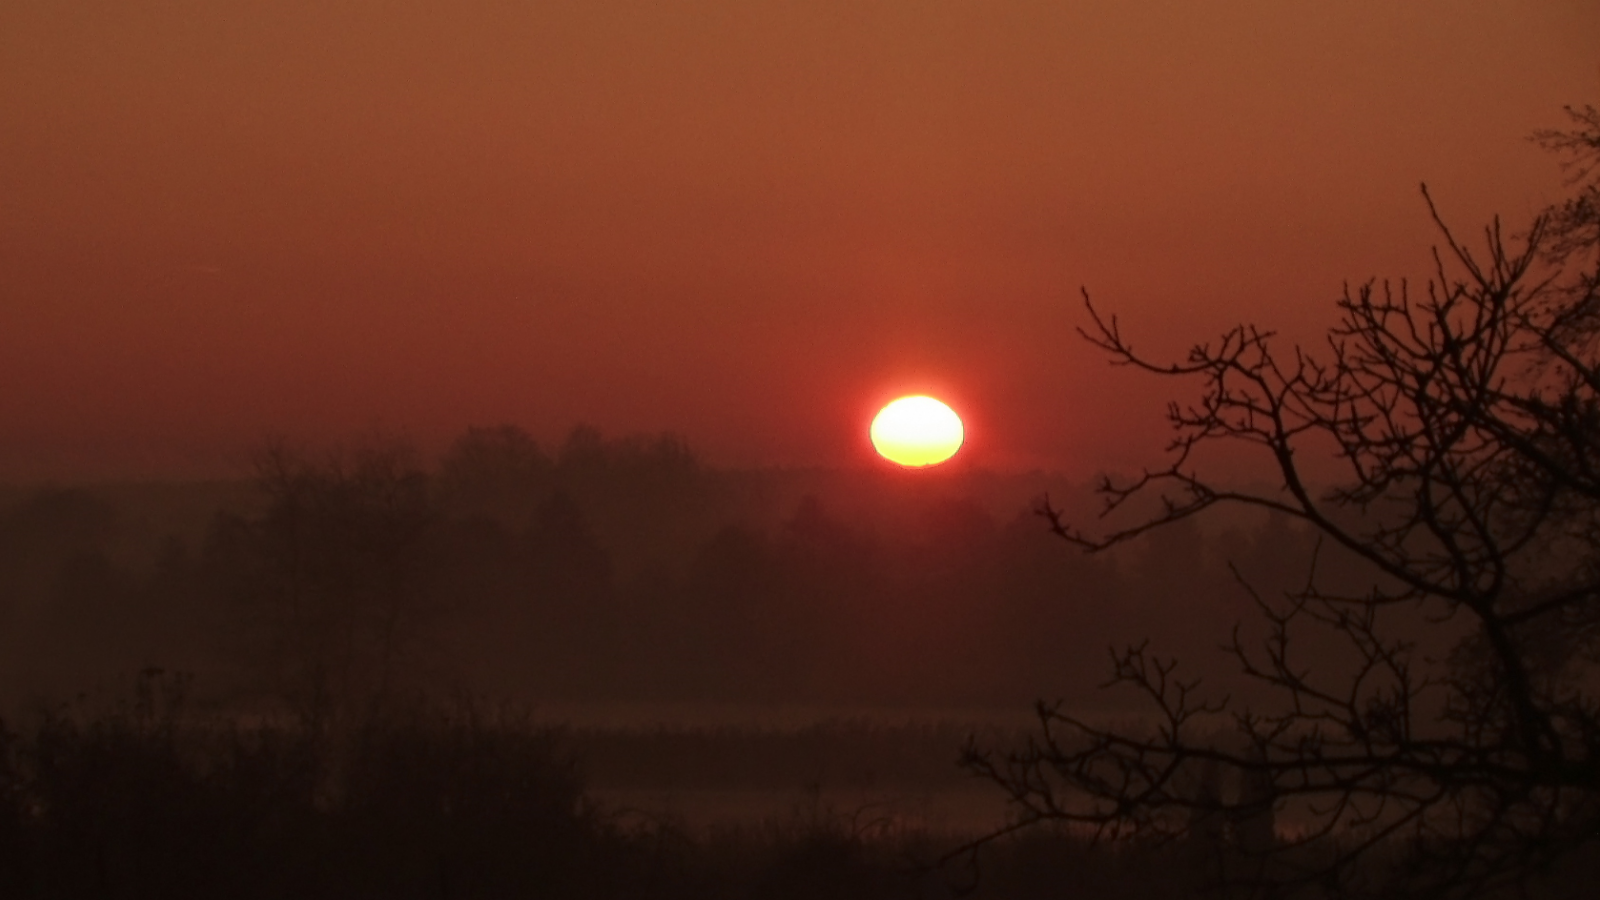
[0,684,652,899]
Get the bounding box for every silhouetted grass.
[0,680,645,899]
[2,678,1589,899]
[0,679,1191,899]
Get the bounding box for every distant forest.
[0,425,1346,717]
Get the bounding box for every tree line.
[0,424,1347,722]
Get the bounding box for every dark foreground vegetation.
[0,678,1200,899]
[10,678,1592,900]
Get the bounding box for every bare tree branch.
[970,110,1600,899]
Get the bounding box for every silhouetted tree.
[436,424,553,526]
[1534,104,1599,304]
[514,491,615,696]
[0,489,117,609]
[205,440,442,725]
[553,425,713,575]
[525,491,612,606]
[964,108,1600,898]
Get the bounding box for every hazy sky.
[3,0,1597,479]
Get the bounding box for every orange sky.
[2,0,1597,480]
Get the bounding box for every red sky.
[2,0,1597,480]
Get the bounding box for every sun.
[871,396,964,467]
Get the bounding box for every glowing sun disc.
[871,396,964,467]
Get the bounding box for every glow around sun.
[871,396,964,467]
